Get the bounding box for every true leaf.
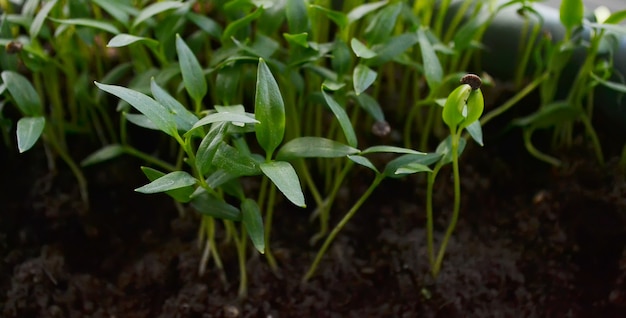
[195,124,227,175]
[286,0,308,33]
[310,5,348,29]
[255,58,285,155]
[348,155,378,173]
[383,153,442,177]
[347,0,388,24]
[364,2,401,45]
[466,120,484,146]
[276,137,360,160]
[353,64,377,95]
[321,89,358,147]
[1,71,42,116]
[417,28,442,90]
[222,6,264,42]
[241,199,265,254]
[132,1,184,29]
[81,144,125,166]
[436,136,467,165]
[49,18,120,34]
[135,171,197,194]
[190,188,242,221]
[16,116,45,153]
[150,78,198,132]
[107,34,159,48]
[140,167,195,203]
[361,145,424,155]
[351,38,377,59]
[176,34,207,104]
[395,163,432,175]
[95,82,178,137]
[353,92,385,122]
[30,0,57,39]
[260,161,305,207]
[213,142,261,177]
[187,12,222,39]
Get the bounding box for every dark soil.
[1,121,626,317]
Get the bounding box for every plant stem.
[425,160,444,269]
[264,183,279,271]
[303,173,384,282]
[236,222,248,298]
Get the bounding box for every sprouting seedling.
[426,73,485,278]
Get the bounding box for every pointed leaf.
[560,0,584,31]
[310,5,348,29]
[353,92,385,122]
[361,145,424,155]
[191,112,258,130]
[241,199,265,254]
[176,34,207,103]
[466,120,484,146]
[353,64,377,95]
[351,38,377,58]
[30,0,58,39]
[107,34,159,48]
[417,28,442,90]
[276,137,359,160]
[255,58,285,155]
[286,0,308,33]
[364,2,401,45]
[132,1,184,29]
[16,116,45,153]
[395,163,432,175]
[190,188,241,221]
[213,142,261,177]
[95,81,178,137]
[260,161,305,207]
[383,153,442,177]
[321,89,358,147]
[81,144,125,166]
[135,171,197,194]
[347,1,388,24]
[150,78,198,132]
[1,71,42,116]
[436,136,467,165]
[141,167,195,203]
[222,6,264,42]
[50,18,120,34]
[195,123,226,175]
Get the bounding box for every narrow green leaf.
[369,33,419,65]
[132,1,184,29]
[135,171,196,194]
[436,136,467,165]
[260,161,305,207]
[176,34,207,104]
[95,81,178,137]
[187,12,222,39]
[364,2,401,45]
[560,0,584,30]
[585,22,626,35]
[310,5,348,29]
[30,0,58,39]
[604,10,626,25]
[332,39,352,76]
[125,113,158,130]
[255,58,285,155]
[466,120,484,146]
[383,153,442,177]
[361,145,424,155]
[16,116,45,153]
[49,18,120,34]
[196,124,226,175]
[81,144,125,166]
[395,163,432,175]
[216,64,242,104]
[241,199,265,254]
[141,167,195,203]
[107,34,159,48]
[591,72,626,93]
[353,64,377,95]
[1,71,42,116]
[222,6,264,42]
[150,78,198,132]
[276,137,360,160]
[347,0,388,24]
[213,142,261,177]
[417,28,442,90]
[353,92,385,122]
[190,188,241,221]
[92,0,135,26]
[351,38,377,59]
[321,89,358,147]
[283,32,309,48]
[286,0,309,33]
[348,155,378,173]
[191,112,258,131]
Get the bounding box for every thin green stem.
[303,173,384,282]
[236,222,248,298]
[425,161,443,269]
[264,183,279,271]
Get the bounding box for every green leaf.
[332,39,352,76]
[222,6,264,42]
[92,0,135,26]
[351,38,377,59]
[190,188,241,221]
[369,33,419,65]
[395,163,432,175]
[260,161,305,207]
[585,22,626,35]
[591,72,626,93]
[49,18,120,34]
[176,34,207,104]
[107,34,159,48]
[255,58,285,155]
[135,171,197,194]
[361,145,424,155]
[364,2,401,45]
[132,1,184,29]
[353,92,385,122]
[353,64,377,95]
[442,84,471,130]
[125,113,158,130]
[276,137,360,160]
[283,32,309,48]
[459,88,484,130]
[310,5,348,29]
[604,9,626,25]
[191,111,258,130]
[30,0,58,39]
[213,142,261,177]
[215,64,242,104]
[16,116,45,153]
[348,155,378,173]
[150,78,198,132]
[195,124,226,175]
[187,12,222,39]
[560,0,584,31]
[81,144,125,166]
[321,89,358,147]
[383,153,442,177]
[241,199,265,254]
[466,120,484,146]
[286,0,309,33]
[436,136,467,165]
[1,71,42,116]
[347,0,388,24]
[141,167,195,203]
[417,28,442,90]
[95,82,178,137]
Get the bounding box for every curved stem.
[425,161,443,269]
[303,173,384,282]
[264,184,279,271]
